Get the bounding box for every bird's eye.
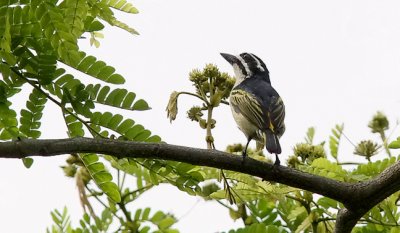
[241,53,250,60]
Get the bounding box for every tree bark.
[1,137,399,232]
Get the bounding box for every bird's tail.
[265,130,282,154]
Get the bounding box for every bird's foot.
[274,154,280,166]
[241,150,247,164]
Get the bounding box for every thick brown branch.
[333,162,400,232]
[0,137,352,201]
[354,162,400,209]
[1,137,399,233]
[335,208,362,233]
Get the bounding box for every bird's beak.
[220,53,238,65]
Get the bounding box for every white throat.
[232,64,247,87]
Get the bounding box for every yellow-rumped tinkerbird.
[221,52,285,165]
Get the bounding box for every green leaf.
[19,88,47,138]
[352,156,398,178]
[158,216,176,230]
[150,211,165,223]
[105,0,139,14]
[264,226,281,233]
[305,127,315,144]
[288,206,307,221]
[64,109,85,137]
[388,138,400,149]
[329,123,344,159]
[92,1,139,35]
[0,102,19,140]
[75,52,125,84]
[63,0,88,38]
[139,226,150,233]
[87,19,104,32]
[35,2,81,65]
[134,208,142,220]
[83,213,90,224]
[8,4,42,38]
[0,63,11,81]
[45,68,83,100]
[295,212,314,233]
[36,54,57,85]
[263,212,278,225]
[149,170,160,185]
[80,153,121,203]
[146,135,162,142]
[22,157,34,168]
[47,207,72,232]
[227,223,276,233]
[142,207,151,220]
[304,158,348,181]
[90,112,159,142]
[85,84,150,111]
[0,12,11,53]
[317,197,339,209]
[132,99,151,111]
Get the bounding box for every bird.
[220,52,285,165]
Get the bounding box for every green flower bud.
[61,165,77,177]
[287,155,301,168]
[368,111,389,133]
[66,154,80,165]
[222,77,235,99]
[209,119,216,128]
[293,143,326,164]
[226,143,244,153]
[203,64,219,78]
[187,106,203,122]
[354,140,381,160]
[189,69,207,83]
[199,119,207,129]
[214,72,228,87]
[199,81,210,94]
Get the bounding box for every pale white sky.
[1,1,400,232]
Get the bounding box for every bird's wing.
[231,78,285,136]
[267,95,285,137]
[230,89,267,131]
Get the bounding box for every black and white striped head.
[220,52,269,86]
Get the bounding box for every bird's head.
[220,52,269,86]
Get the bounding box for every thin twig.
[338,162,362,166]
[120,184,154,203]
[360,217,400,227]
[178,91,204,101]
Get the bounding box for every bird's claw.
[241,150,247,164]
[274,154,280,166]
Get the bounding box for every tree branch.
[335,208,363,233]
[1,137,399,233]
[0,137,352,201]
